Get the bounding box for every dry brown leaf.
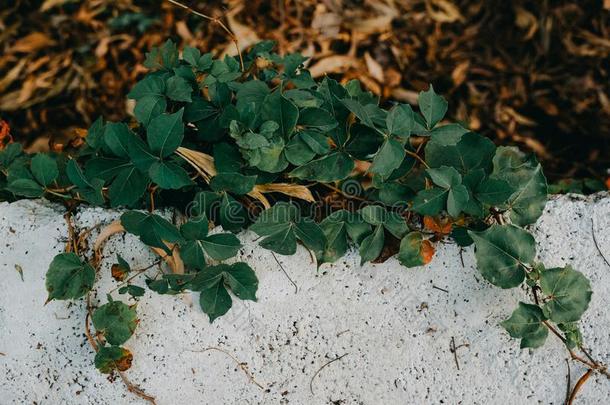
[93,220,184,274]
[423,216,452,235]
[451,61,470,87]
[421,240,435,264]
[40,0,74,12]
[11,32,56,53]
[349,2,398,35]
[425,0,464,23]
[255,183,315,203]
[309,55,360,78]
[0,60,27,93]
[223,8,260,56]
[176,147,315,207]
[364,52,384,83]
[514,6,538,41]
[390,88,418,105]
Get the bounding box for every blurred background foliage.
[0,0,608,189]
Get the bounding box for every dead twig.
[118,371,157,405]
[165,0,244,71]
[591,218,610,268]
[432,285,449,293]
[564,359,571,405]
[567,369,592,405]
[450,336,459,370]
[271,252,298,294]
[309,353,349,395]
[185,347,266,390]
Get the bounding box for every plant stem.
[165,0,245,71]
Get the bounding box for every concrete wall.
[0,195,609,404]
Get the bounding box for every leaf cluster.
[30,40,594,374]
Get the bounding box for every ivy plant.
[0,39,605,400]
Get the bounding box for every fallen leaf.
[423,216,452,235]
[364,52,384,83]
[11,32,56,53]
[421,240,435,264]
[309,55,360,78]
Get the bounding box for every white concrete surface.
[0,195,609,404]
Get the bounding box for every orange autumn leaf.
[421,240,435,264]
[606,177,610,190]
[0,120,12,149]
[423,216,452,235]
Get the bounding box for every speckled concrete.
[0,195,609,404]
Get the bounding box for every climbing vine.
[0,39,607,402]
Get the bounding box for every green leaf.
[491,147,547,226]
[199,279,232,322]
[103,122,132,159]
[384,212,409,239]
[398,232,429,268]
[429,124,468,145]
[298,108,338,132]
[447,184,469,217]
[148,161,192,189]
[180,242,207,269]
[359,205,386,225]
[165,75,192,102]
[121,211,183,254]
[501,302,548,349]
[31,154,58,186]
[427,166,461,188]
[192,262,258,322]
[199,233,242,260]
[539,266,592,323]
[425,132,495,175]
[180,217,209,240]
[134,95,166,127]
[94,346,133,373]
[341,98,381,129]
[412,188,447,216]
[222,262,258,301]
[293,219,327,260]
[320,210,370,263]
[288,152,354,182]
[92,300,138,346]
[386,104,414,139]
[261,90,299,138]
[468,224,535,288]
[6,178,44,198]
[418,84,448,129]
[183,46,213,71]
[108,165,148,207]
[558,322,583,349]
[250,202,326,257]
[370,138,405,177]
[119,285,146,298]
[475,178,515,205]
[147,108,184,158]
[210,172,257,195]
[358,225,385,264]
[45,252,95,301]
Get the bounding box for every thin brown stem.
[567,369,592,405]
[118,371,157,405]
[405,149,429,169]
[165,0,245,71]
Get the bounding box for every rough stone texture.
[0,195,609,404]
